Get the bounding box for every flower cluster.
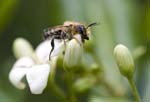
[9,34,83,94]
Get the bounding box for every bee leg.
[61,32,67,55]
[62,40,66,55]
[49,38,55,60]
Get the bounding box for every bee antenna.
[86,22,99,29]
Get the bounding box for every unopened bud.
[63,35,83,70]
[114,44,135,79]
[13,38,34,59]
[74,76,95,92]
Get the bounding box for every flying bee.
[43,21,98,60]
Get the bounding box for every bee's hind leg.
[61,32,67,55]
[62,39,66,55]
[49,38,55,60]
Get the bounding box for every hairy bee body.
[43,25,71,40]
[43,21,97,59]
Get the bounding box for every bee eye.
[79,26,85,35]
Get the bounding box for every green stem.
[128,78,141,102]
[66,71,77,102]
[49,80,67,101]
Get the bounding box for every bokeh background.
[0,0,149,102]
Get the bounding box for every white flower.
[10,39,59,94]
[63,34,83,68]
[9,57,50,94]
[10,38,65,94]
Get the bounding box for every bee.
[43,21,98,59]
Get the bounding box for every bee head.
[73,25,89,41]
[75,22,98,41]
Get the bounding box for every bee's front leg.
[49,37,55,60]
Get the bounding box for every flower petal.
[26,64,50,94]
[35,40,62,62]
[13,38,34,59]
[51,41,65,57]
[35,40,51,62]
[9,57,34,89]
[13,57,35,68]
[73,34,82,44]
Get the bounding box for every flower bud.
[74,76,95,92]
[114,44,135,79]
[63,34,83,70]
[89,63,102,75]
[132,46,147,60]
[13,38,34,59]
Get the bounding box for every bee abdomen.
[43,29,54,39]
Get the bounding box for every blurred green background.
[0,0,149,102]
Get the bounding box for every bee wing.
[43,25,68,40]
[45,25,69,31]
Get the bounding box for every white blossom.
[9,38,65,94]
[9,39,56,94]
